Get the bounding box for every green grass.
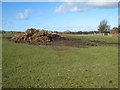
[62,34,118,43]
[0,34,2,89]
[2,33,118,88]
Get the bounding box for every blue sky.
[2,2,118,32]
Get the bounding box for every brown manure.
[10,28,63,45]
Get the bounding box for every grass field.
[0,34,2,89]
[2,33,118,88]
[62,34,118,43]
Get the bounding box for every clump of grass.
[86,42,98,46]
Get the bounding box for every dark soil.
[9,36,119,48]
[49,38,119,47]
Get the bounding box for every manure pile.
[11,28,64,45]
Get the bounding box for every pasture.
[2,33,118,88]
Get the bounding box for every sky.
[2,1,119,32]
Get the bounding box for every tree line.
[62,19,120,35]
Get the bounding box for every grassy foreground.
[2,33,118,88]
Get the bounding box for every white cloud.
[88,2,117,8]
[55,1,118,14]
[55,2,87,14]
[16,9,31,20]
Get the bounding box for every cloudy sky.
[2,1,119,31]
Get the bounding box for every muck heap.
[11,28,63,45]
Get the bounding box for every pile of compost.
[10,28,64,45]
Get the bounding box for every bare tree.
[98,19,110,33]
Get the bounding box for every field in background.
[2,33,118,88]
[62,34,118,43]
